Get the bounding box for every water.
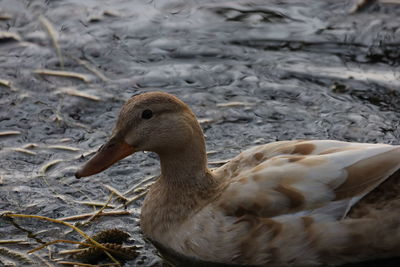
[0,0,399,265]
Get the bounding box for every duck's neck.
[157,121,215,189]
[141,129,218,239]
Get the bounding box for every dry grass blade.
[76,201,115,208]
[0,130,21,136]
[58,248,88,255]
[0,13,11,20]
[59,210,130,221]
[123,175,157,196]
[0,79,12,89]
[104,185,128,202]
[22,143,39,149]
[39,16,64,68]
[197,118,214,124]
[68,55,109,82]
[0,240,26,244]
[0,31,21,42]
[2,214,121,266]
[117,191,147,209]
[39,159,63,176]
[29,239,96,254]
[11,148,37,155]
[59,87,101,101]
[47,145,80,152]
[82,192,115,225]
[34,69,91,82]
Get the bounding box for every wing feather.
[215,140,400,220]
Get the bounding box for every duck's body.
[76,92,400,266]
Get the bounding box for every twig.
[75,201,115,209]
[0,130,21,136]
[117,191,147,209]
[39,159,63,176]
[11,147,37,155]
[82,192,115,225]
[59,87,100,101]
[59,210,130,221]
[39,16,64,68]
[47,145,80,152]
[0,31,21,42]
[68,54,109,82]
[29,239,96,253]
[33,69,91,83]
[104,185,128,203]
[0,239,27,244]
[122,175,157,196]
[58,248,88,255]
[0,79,11,87]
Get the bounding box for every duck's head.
[75,91,205,179]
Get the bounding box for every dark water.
[0,0,400,266]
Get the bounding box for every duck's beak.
[75,137,136,179]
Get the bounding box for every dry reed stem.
[2,214,120,266]
[0,240,26,244]
[59,87,101,101]
[197,118,214,124]
[103,185,128,203]
[82,192,115,225]
[0,31,21,41]
[59,210,130,221]
[117,191,147,209]
[68,55,109,82]
[0,79,12,89]
[11,148,37,155]
[58,248,88,255]
[33,69,91,82]
[122,175,156,196]
[39,159,63,176]
[0,130,21,136]
[22,143,39,149]
[39,16,64,68]
[76,201,115,209]
[47,145,80,152]
[29,239,96,253]
[0,14,11,20]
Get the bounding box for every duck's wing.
[215,140,400,220]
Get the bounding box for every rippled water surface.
[1,0,400,266]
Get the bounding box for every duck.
[75,91,400,266]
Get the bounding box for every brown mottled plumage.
[76,92,400,266]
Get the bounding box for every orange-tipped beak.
[75,138,136,179]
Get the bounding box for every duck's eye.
[141,109,153,119]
